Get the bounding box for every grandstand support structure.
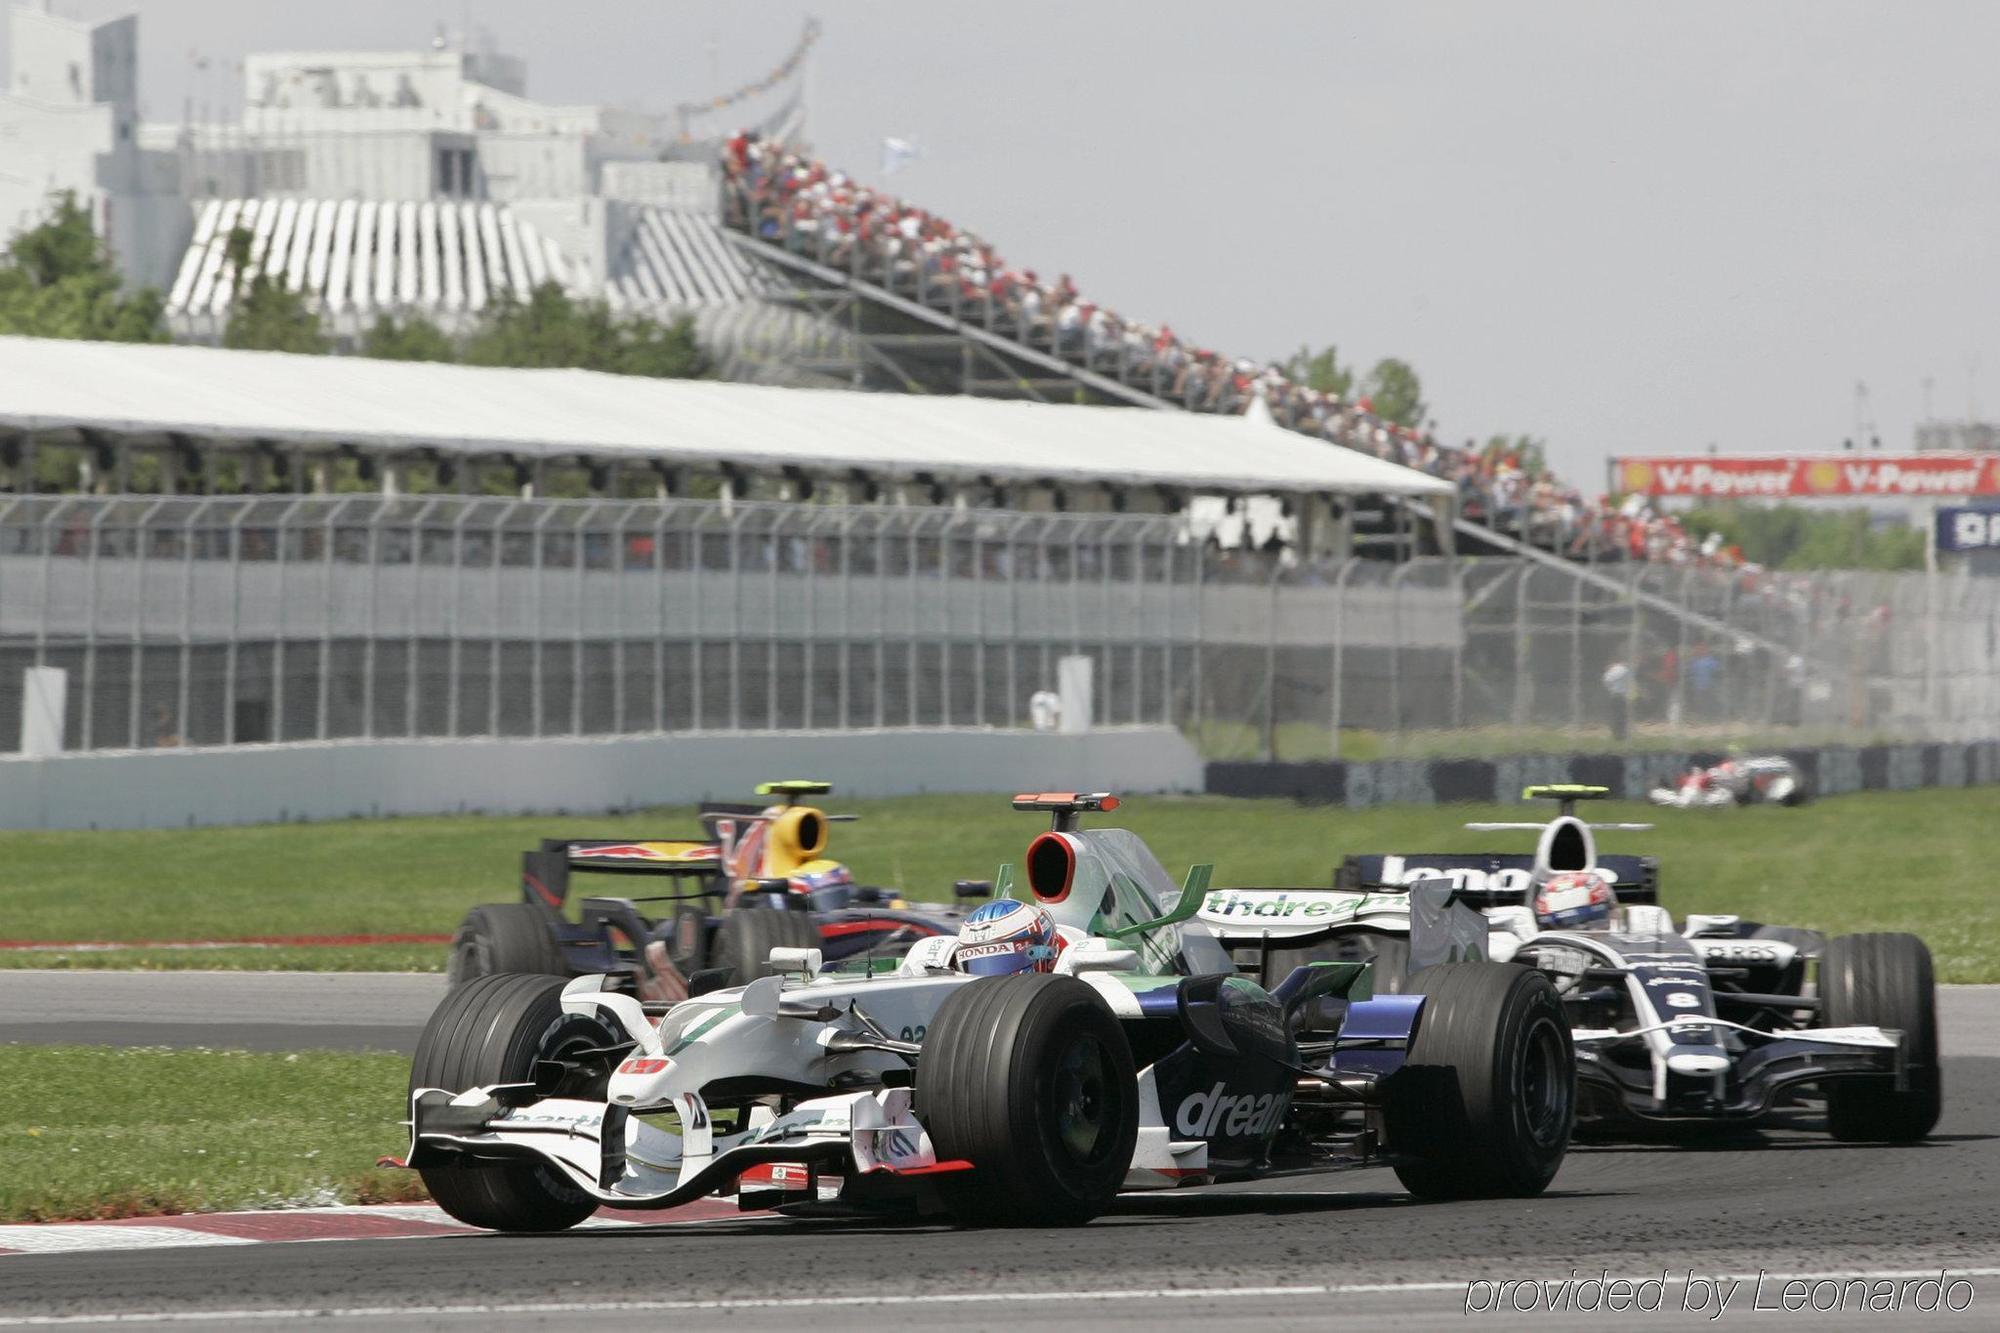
[725,231,1179,409]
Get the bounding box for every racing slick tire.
[711,908,822,987]
[1386,962,1573,1199]
[1820,932,1940,1143]
[446,903,567,988]
[408,973,622,1232]
[915,973,1138,1226]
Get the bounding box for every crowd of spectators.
[721,132,1779,587]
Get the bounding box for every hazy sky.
[12,1,1999,487]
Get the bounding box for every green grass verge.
[0,1045,422,1222]
[0,789,1993,979]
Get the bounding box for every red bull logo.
[574,843,718,863]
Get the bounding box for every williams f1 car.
[446,781,981,1000]
[1649,754,1809,808]
[405,792,1575,1230]
[1200,786,1937,1142]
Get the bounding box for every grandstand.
[1,5,1600,564]
[0,334,1455,556]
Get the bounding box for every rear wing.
[1334,853,1660,905]
[1196,880,1489,971]
[520,839,722,910]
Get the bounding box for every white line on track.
[6,1267,2000,1326]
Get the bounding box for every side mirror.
[767,947,822,978]
[952,879,992,900]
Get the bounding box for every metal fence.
[0,494,1987,760]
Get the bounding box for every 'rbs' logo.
[1174,1082,1289,1139]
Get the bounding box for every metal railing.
[0,494,1985,759]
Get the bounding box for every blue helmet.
[954,898,1059,976]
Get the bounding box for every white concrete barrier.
[0,726,1203,830]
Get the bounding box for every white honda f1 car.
[1199,787,1937,1142]
[403,793,1575,1231]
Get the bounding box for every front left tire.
[409,973,618,1231]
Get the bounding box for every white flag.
[881,136,921,175]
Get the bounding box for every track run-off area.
[0,976,1995,1329]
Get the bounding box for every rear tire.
[916,974,1138,1225]
[1386,962,1573,1199]
[1820,932,1940,1142]
[446,903,567,988]
[409,973,618,1231]
[710,909,822,986]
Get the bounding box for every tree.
[1283,344,1354,398]
[464,282,707,379]
[223,272,328,353]
[219,226,327,354]
[362,313,457,363]
[1361,357,1426,428]
[610,310,709,379]
[0,191,164,342]
[1482,433,1548,476]
[1679,503,1924,572]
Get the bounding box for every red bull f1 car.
[405,792,1575,1231]
[446,781,981,1001]
[1199,786,1937,1141]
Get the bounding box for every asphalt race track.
[3,969,1994,1057]
[0,970,444,1051]
[0,978,1996,1329]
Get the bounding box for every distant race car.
[445,781,981,1001]
[1650,755,1809,808]
[1199,786,1937,1142]
[404,792,1576,1231]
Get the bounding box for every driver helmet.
[953,898,1059,976]
[1534,870,1615,931]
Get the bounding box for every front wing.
[408,1085,955,1211]
[1571,1017,1904,1123]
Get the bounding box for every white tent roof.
[0,336,1452,497]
